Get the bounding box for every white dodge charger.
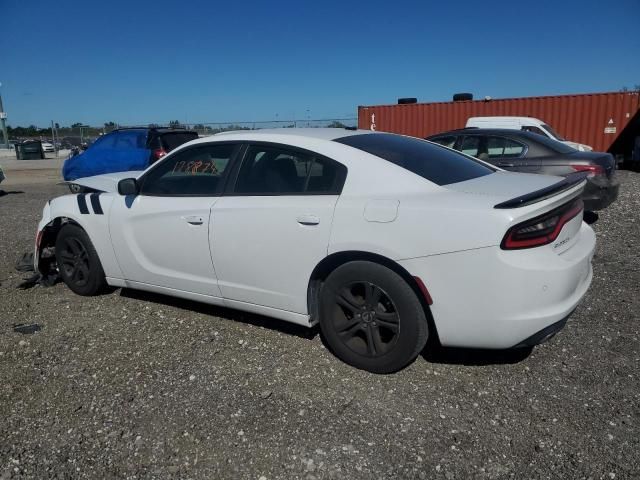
[35,129,595,373]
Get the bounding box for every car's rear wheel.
[55,224,107,296]
[319,261,429,373]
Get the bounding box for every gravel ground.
[0,172,639,480]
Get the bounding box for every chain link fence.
[7,118,358,151]
[186,118,357,136]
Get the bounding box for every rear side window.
[487,136,526,158]
[335,133,493,186]
[234,144,346,195]
[460,136,481,157]
[160,132,199,151]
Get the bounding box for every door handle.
[297,215,320,226]
[498,162,515,167]
[182,215,204,225]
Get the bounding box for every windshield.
[542,124,565,141]
[334,133,494,186]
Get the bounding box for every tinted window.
[234,145,345,195]
[160,132,199,151]
[525,132,576,154]
[460,136,481,157]
[487,136,526,158]
[140,144,236,196]
[114,130,147,150]
[522,125,547,137]
[429,135,457,148]
[335,133,493,186]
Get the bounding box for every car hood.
[64,171,144,192]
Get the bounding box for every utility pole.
[0,83,9,149]
[51,120,58,157]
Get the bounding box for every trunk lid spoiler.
[493,171,588,209]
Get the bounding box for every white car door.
[109,143,239,297]
[211,143,347,314]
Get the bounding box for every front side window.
[140,144,236,196]
[234,145,345,195]
[335,133,493,186]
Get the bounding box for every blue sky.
[2,0,639,127]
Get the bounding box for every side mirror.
[117,178,139,196]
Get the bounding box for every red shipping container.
[358,91,640,156]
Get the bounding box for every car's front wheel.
[55,224,107,296]
[319,261,429,373]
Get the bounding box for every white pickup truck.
[466,116,593,151]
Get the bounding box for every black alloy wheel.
[55,224,107,296]
[58,236,91,288]
[319,261,429,373]
[331,281,400,357]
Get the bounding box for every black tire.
[55,224,107,296]
[318,261,429,373]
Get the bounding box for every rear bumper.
[511,314,570,348]
[398,222,595,349]
[583,178,619,211]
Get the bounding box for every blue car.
[62,127,199,181]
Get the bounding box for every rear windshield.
[528,132,576,154]
[160,132,199,151]
[334,133,494,186]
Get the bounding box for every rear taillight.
[501,199,584,250]
[153,148,167,161]
[571,164,604,177]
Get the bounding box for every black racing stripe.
[77,194,89,214]
[90,193,104,215]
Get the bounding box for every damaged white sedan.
[35,129,595,373]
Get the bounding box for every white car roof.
[468,116,545,124]
[193,127,374,145]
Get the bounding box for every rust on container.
[358,91,640,156]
